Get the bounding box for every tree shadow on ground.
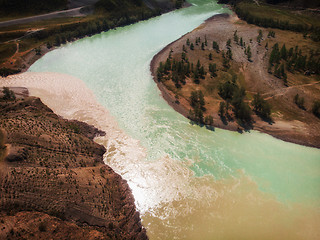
[189,120,215,132]
[254,111,274,125]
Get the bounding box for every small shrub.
[38,222,46,232]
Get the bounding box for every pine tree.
[280,44,287,60]
[227,48,233,60]
[252,93,271,119]
[212,41,219,52]
[247,46,252,61]
[54,35,61,46]
[209,63,217,77]
[294,94,305,110]
[219,101,226,117]
[189,90,206,123]
[257,29,263,43]
[196,60,201,70]
[205,115,214,125]
[183,45,187,52]
[280,64,285,76]
[226,39,231,48]
[312,101,320,118]
[234,30,239,44]
[2,87,16,101]
[181,52,186,60]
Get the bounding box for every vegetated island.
[0,0,188,238]
[151,1,320,148]
[0,88,147,239]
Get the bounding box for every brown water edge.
[2,71,319,240]
[143,172,320,240]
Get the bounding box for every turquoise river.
[26,0,320,239]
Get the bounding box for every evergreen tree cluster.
[195,37,201,46]
[218,76,252,124]
[209,63,217,77]
[233,29,247,48]
[226,48,233,60]
[2,87,16,101]
[27,8,159,50]
[234,30,239,44]
[268,31,276,38]
[157,57,189,88]
[186,36,213,51]
[95,0,143,12]
[157,51,209,87]
[240,37,245,47]
[269,43,320,84]
[312,101,320,118]
[0,0,67,15]
[294,94,305,110]
[234,5,319,39]
[0,68,20,77]
[189,90,206,123]
[257,30,263,44]
[226,39,231,48]
[252,93,272,119]
[222,51,230,69]
[212,41,220,52]
[219,101,226,117]
[194,60,206,84]
[157,35,224,87]
[244,45,252,61]
[175,0,185,9]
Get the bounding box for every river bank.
[2,1,320,239]
[150,12,320,148]
[0,0,189,77]
[0,92,147,239]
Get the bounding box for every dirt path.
[262,82,320,100]
[0,7,86,28]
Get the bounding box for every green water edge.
[28,0,320,213]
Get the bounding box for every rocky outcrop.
[0,96,147,239]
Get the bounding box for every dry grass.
[0,43,16,64]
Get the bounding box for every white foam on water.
[0,72,202,213]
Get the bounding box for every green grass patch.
[0,17,87,32]
[0,43,16,63]
[0,30,26,43]
[237,1,319,28]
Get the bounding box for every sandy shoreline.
[150,13,320,149]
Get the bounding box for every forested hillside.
[218,0,320,41]
[266,0,320,8]
[95,0,144,12]
[219,0,320,8]
[95,0,184,12]
[0,0,68,15]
